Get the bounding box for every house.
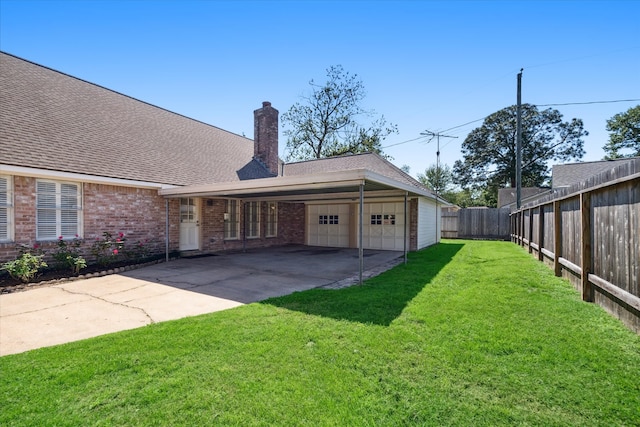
[497,187,551,209]
[551,158,638,188]
[497,157,639,210]
[0,51,442,264]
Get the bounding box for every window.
[246,201,260,238]
[319,215,339,225]
[371,214,395,226]
[180,198,196,223]
[266,202,277,237]
[36,180,82,240]
[224,199,240,240]
[0,176,12,242]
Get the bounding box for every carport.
[159,169,437,283]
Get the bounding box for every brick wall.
[84,183,167,249]
[0,176,179,263]
[253,102,279,176]
[198,200,305,252]
[410,198,418,251]
[1,175,309,264]
[3,174,429,264]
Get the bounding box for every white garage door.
[307,204,350,248]
[362,202,406,250]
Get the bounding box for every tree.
[417,164,453,195]
[281,65,397,161]
[603,105,640,159]
[453,104,587,202]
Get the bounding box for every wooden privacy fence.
[510,159,640,333]
[442,208,510,240]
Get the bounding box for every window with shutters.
[246,201,260,238]
[266,202,277,237]
[224,199,240,240]
[0,176,12,242]
[36,180,82,240]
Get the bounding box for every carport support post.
[404,192,408,265]
[359,182,364,285]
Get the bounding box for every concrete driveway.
[0,246,402,356]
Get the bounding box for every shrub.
[1,244,48,283]
[90,231,126,266]
[53,235,87,275]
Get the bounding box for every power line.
[382,135,429,148]
[383,98,639,150]
[535,99,640,107]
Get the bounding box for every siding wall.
[418,197,439,249]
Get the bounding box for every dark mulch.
[0,257,166,294]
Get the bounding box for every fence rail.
[510,158,640,333]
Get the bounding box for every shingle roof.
[0,52,271,186]
[552,158,637,188]
[1,52,431,194]
[497,187,551,208]
[283,153,433,195]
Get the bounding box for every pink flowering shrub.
[53,235,87,274]
[90,231,126,266]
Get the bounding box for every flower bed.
[0,256,167,294]
[1,231,169,294]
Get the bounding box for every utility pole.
[516,69,523,209]
[421,130,458,243]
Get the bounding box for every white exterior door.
[307,204,350,248]
[179,198,200,250]
[361,202,406,250]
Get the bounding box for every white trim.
[0,164,177,190]
[304,196,418,205]
[0,175,13,242]
[35,178,83,240]
[159,169,437,200]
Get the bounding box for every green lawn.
[1,240,639,426]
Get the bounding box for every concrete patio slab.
[0,246,403,356]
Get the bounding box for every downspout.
[242,201,247,253]
[240,202,249,252]
[165,199,169,263]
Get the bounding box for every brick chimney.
[254,101,279,176]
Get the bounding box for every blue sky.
[1,0,638,178]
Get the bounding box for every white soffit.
[159,169,434,200]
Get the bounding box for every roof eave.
[159,169,436,200]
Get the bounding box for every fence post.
[516,210,522,246]
[581,192,593,302]
[538,205,545,261]
[528,208,534,253]
[519,211,524,247]
[553,200,561,277]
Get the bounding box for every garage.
[307,204,351,247]
[361,202,406,251]
[307,201,407,251]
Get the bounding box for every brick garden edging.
[0,258,173,294]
